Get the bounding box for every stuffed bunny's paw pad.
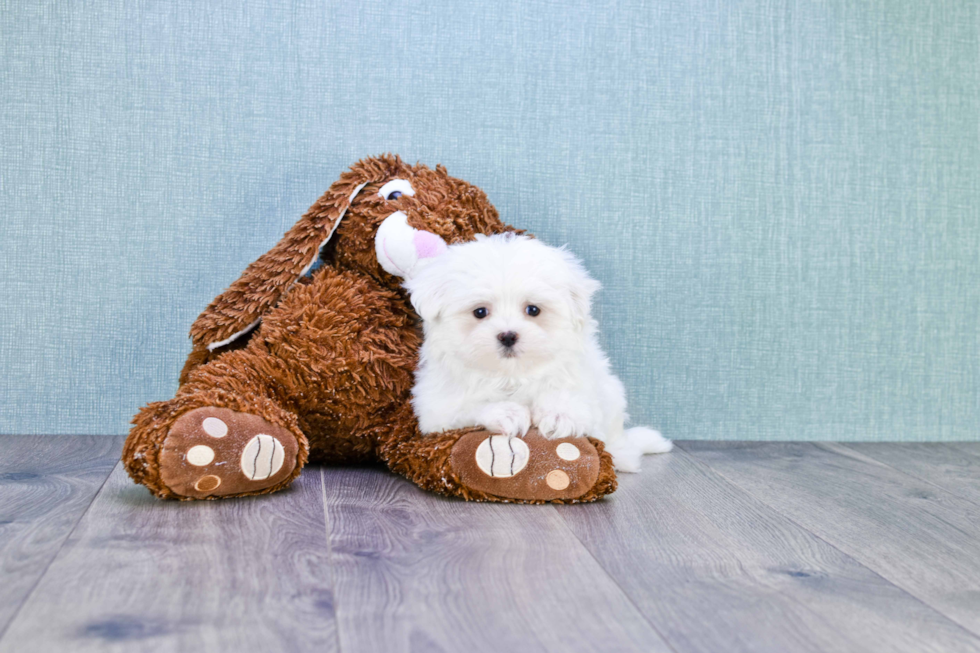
[159,407,301,498]
[450,427,601,501]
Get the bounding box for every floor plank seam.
[0,457,121,646]
[320,467,346,653]
[834,443,980,510]
[673,442,980,645]
[550,504,682,653]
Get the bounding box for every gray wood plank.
[0,435,121,637]
[0,464,337,653]
[557,447,980,653]
[681,441,980,640]
[843,443,980,507]
[322,466,670,653]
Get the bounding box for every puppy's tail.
[625,426,673,454]
[606,427,673,473]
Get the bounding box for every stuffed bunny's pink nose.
[413,230,447,259]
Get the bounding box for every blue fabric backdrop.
[1,0,978,440]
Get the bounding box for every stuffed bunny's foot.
[450,427,609,502]
[159,407,302,499]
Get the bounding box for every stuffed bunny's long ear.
[189,158,395,351]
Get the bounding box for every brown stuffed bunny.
[122,155,617,503]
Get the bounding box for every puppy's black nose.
[497,331,519,348]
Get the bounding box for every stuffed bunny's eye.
[378,179,415,201]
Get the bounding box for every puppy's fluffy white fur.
[405,233,671,472]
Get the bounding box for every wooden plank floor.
[0,436,123,635]
[1,436,979,653]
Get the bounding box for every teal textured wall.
[1,0,978,439]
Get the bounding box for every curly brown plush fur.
[122,155,617,503]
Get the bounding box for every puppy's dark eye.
[473,307,488,319]
[525,305,541,317]
[386,190,403,200]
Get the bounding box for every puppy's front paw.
[533,399,593,440]
[536,412,586,440]
[477,402,531,438]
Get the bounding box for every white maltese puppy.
[403,233,671,472]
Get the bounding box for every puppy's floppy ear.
[558,248,602,328]
[189,156,399,351]
[403,256,454,323]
